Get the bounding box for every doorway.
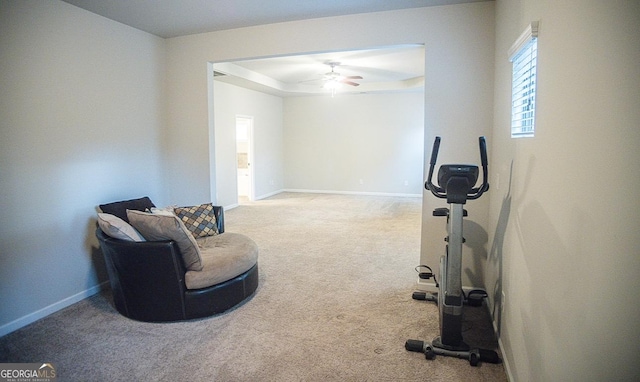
[236,115,254,203]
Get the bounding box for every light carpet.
[0,192,506,381]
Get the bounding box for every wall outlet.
[404,180,409,186]
[359,179,364,185]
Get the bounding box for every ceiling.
[61,0,487,39]
[213,45,426,97]
[62,0,485,97]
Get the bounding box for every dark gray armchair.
[96,197,258,322]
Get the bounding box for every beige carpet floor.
[0,192,506,381]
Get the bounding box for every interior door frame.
[235,115,255,202]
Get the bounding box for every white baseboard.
[491,308,514,382]
[0,281,108,337]
[283,188,421,198]
[225,190,285,211]
[415,279,438,292]
[227,189,419,211]
[414,280,489,295]
[223,203,240,211]
[255,189,284,200]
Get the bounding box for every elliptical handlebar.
[479,136,488,167]
[426,137,445,195]
[424,136,489,200]
[429,136,441,167]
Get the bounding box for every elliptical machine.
[405,136,500,366]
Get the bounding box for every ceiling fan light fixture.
[323,79,340,89]
[323,78,341,96]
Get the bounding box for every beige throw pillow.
[97,213,145,242]
[127,209,203,271]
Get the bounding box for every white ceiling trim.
[212,45,426,97]
[213,62,425,97]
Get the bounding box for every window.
[509,22,539,138]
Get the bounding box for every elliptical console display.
[405,136,500,366]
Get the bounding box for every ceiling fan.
[323,61,363,88]
[300,61,363,95]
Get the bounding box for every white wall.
[489,0,640,380]
[213,81,284,207]
[165,1,496,289]
[0,1,166,335]
[283,93,424,195]
[215,83,424,204]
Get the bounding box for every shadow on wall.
[488,160,514,337]
[463,219,488,288]
[84,217,109,287]
[515,200,580,380]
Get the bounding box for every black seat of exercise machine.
[433,207,468,217]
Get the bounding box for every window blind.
[509,22,539,138]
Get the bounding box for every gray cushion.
[185,233,258,290]
[97,213,146,242]
[127,209,203,271]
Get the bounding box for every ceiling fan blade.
[344,75,363,80]
[341,80,360,87]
